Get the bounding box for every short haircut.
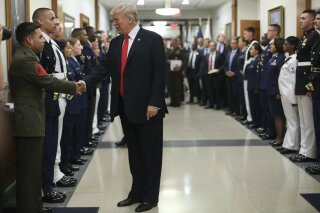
[110,3,138,23]
[32,8,51,22]
[251,43,262,54]
[302,9,316,17]
[71,28,86,38]
[238,36,249,45]
[269,24,281,34]
[16,22,40,45]
[244,27,255,35]
[84,26,95,37]
[68,38,79,46]
[316,10,320,15]
[285,36,300,49]
[57,39,69,50]
[88,34,97,43]
[273,38,285,54]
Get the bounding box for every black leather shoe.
[39,207,52,213]
[80,147,94,155]
[55,176,77,187]
[241,120,252,125]
[68,165,80,171]
[85,141,98,148]
[306,164,320,175]
[135,203,157,212]
[271,141,283,147]
[80,157,88,162]
[71,159,85,165]
[248,124,259,129]
[115,137,126,146]
[256,127,265,133]
[261,134,276,140]
[117,198,140,207]
[56,191,67,199]
[280,148,298,154]
[289,154,316,162]
[61,168,74,176]
[42,191,65,203]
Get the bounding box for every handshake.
[75,80,86,95]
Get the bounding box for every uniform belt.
[49,73,67,80]
[298,61,311,66]
[311,67,320,72]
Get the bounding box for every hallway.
[66,104,320,212]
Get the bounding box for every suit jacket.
[186,50,201,78]
[85,27,168,123]
[204,51,225,77]
[40,40,60,117]
[198,48,210,76]
[9,46,76,137]
[224,49,240,76]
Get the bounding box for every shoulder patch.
[33,63,47,76]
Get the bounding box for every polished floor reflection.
[67,104,320,212]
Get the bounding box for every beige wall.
[211,1,232,41]
[0,0,7,83]
[312,0,320,9]
[237,0,259,36]
[259,0,297,38]
[30,0,52,21]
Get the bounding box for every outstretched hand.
[76,80,86,95]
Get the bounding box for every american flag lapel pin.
[138,38,141,42]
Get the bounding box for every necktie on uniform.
[120,35,129,97]
[229,50,235,70]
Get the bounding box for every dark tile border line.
[98,139,270,149]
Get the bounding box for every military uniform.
[236,47,247,118]
[9,46,76,213]
[259,41,276,137]
[167,47,186,106]
[291,28,318,160]
[297,28,318,158]
[245,55,262,127]
[243,40,258,123]
[310,35,320,161]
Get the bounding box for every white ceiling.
[100,0,229,10]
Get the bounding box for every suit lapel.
[126,29,143,66]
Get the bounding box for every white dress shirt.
[126,24,140,55]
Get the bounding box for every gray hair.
[110,3,138,23]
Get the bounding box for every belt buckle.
[305,82,314,91]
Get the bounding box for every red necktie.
[120,35,129,97]
[209,53,213,70]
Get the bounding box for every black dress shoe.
[80,147,94,155]
[261,134,276,140]
[71,159,85,165]
[39,207,52,213]
[248,124,259,129]
[56,191,67,199]
[85,141,98,148]
[61,168,74,176]
[306,164,320,174]
[241,120,252,125]
[117,198,140,207]
[80,157,88,162]
[115,137,126,146]
[289,154,316,162]
[280,148,298,154]
[68,165,80,171]
[135,203,157,212]
[256,127,265,134]
[42,191,65,203]
[271,141,283,147]
[55,176,77,187]
[275,147,285,151]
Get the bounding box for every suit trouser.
[312,98,320,161]
[243,80,252,122]
[297,95,316,158]
[281,95,300,150]
[168,71,183,105]
[75,108,88,160]
[200,76,208,105]
[118,98,163,204]
[42,116,58,193]
[186,74,197,102]
[227,77,239,113]
[53,97,66,183]
[15,137,43,213]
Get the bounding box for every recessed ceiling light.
[182,0,190,5]
[137,0,144,5]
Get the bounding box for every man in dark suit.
[204,41,225,109]
[186,43,201,104]
[9,22,84,213]
[85,3,167,212]
[198,38,211,106]
[224,38,240,115]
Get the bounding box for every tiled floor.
[66,104,320,213]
